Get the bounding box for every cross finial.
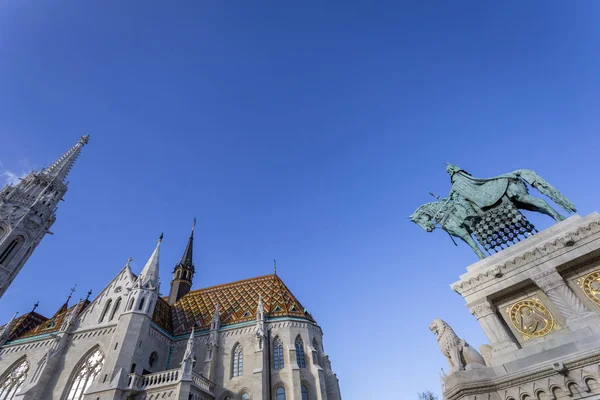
[66,284,77,304]
[32,301,39,313]
[85,289,92,302]
[159,233,164,242]
[273,259,277,275]
[125,257,133,268]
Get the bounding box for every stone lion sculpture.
[429,318,486,373]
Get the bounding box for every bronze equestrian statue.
[410,165,576,259]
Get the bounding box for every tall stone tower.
[0,135,90,298]
[168,219,196,304]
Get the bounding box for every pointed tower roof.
[42,135,90,183]
[179,218,195,270]
[138,234,162,289]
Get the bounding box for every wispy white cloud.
[3,171,22,185]
[0,159,37,186]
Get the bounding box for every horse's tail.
[513,169,577,213]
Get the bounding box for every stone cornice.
[452,218,600,297]
[444,351,600,400]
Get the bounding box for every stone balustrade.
[126,369,215,396]
[127,369,180,390]
[192,371,215,394]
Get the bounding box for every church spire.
[137,234,162,290]
[181,218,195,267]
[0,136,89,299]
[42,135,90,183]
[168,220,196,305]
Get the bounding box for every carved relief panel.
[563,263,600,314]
[577,269,600,307]
[497,288,564,344]
[505,297,559,340]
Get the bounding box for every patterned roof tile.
[160,274,313,336]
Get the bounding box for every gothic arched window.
[65,349,104,400]
[276,387,286,400]
[302,385,309,400]
[99,299,112,323]
[232,344,243,377]
[0,236,25,266]
[138,297,145,311]
[149,352,158,368]
[127,297,134,311]
[0,358,28,399]
[109,298,121,321]
[295,336,306,368]
[273,337,284,370]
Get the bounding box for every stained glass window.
[273,338,284,370]
[295,336,306,368]
[65,349,104,400]
[276,387,286,400]
[0,359,28,400]
[232,345,243,377]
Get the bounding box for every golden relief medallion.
[506,298,556,340]
[578,270,600,307]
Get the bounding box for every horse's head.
[409,204,438,232]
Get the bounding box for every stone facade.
[0,234,342,400]
[438,212,600,399]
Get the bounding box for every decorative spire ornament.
[66,285,77,305]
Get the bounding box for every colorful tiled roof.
[3,275,311,340]
[155,274,314,336]
[19,301,89,338]
[152,296,173,333]
[0,312,48,341]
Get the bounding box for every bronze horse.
[411,166,576,259]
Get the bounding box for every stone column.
[532,270,596,329]
[469,300,519,357]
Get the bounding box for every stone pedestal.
[443,213,600,400]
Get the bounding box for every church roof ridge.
[182,273,277,296]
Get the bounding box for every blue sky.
[1,1,600,398]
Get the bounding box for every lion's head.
[429,318,448,341]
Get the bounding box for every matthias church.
[0,137,342,400]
